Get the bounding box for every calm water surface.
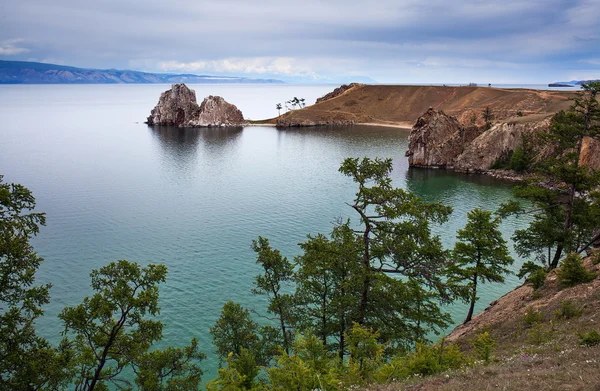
[0,84,528,379]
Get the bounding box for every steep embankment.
[276,84,575,127]
[365,257,600,391]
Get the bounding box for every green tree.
[251,237,295,355]
[275,103,282,117]
[338,157,455,342]
[60,260,202,391]
[450,209,513,323]
[210,301,260,363]
[0,175,68,390]
[482,107,494,129]
[504,82,600,269]
[294,223,362,359]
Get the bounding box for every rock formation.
[146,84,245,127]
[405,109,480,168]
[406,108,600,173]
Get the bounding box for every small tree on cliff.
[503,82,600,269]
[276,103,282,117]
[449,209,513,323]
[482,107,494,129]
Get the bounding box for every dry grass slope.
[278,85,576,127]
[363,257,600,391]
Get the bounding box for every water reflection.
[148,126,243,173]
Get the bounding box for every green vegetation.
[450,208,513,323]
[554,300,583,320]
[578,330,600,346]
[523,307,544,326]
[502,82,600,270]
[517,261,547,290]
[472,331,496,364]
[556,253,596,287]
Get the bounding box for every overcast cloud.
[1,0,599,83]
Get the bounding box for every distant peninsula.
[0,60,285,84]
[548,79,599,87]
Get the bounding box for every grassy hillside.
[278,85,576,127]
[363,256,600,390]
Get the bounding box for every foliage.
[509,135,533,172]
[0,176,69,390]
[60,260,203,391]
[472,332,496,364]
[578,330,600,347]
[527,323,553,345]
[449,208,513,323]
[210,301,261,364]
[517,261,547,290]
[523,307,544,326]
[376,340,467,382]
[267,330,336,391]
[133,339,205,391]
[482,107,494,129]
[294,223,362,359]
[251,237,295,354]
[338,157,455,348]
[556,253,596,287]
[505,82,600,269]
[554,300,583,320]
[275,103,282,117]
[207,349,263,391]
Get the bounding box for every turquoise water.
[0,84,526,381]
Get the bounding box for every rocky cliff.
[405,108,481,168]
[146,84,245,127]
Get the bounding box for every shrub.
[516,111,524,117]
[557,253,596,287]
[510,147,529,172]
[523,307,543,326]
[554,301,583,320]
[590,250,600,265]
[491,149,513,170]
[527,323,553,345]
[376,341,467,382]
[472,332,496,364]
[578,330,600,347]
[518,261,547,290]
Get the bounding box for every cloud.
[1,0,599,83]
[0,39,29,55]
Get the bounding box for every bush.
[491,149,513,170]
[578,330,600,347]
[518,261,547,290]
[510,147,529,172]
[590,250,600,265]
[557,253,596,287]
[523,307,543,326]
[527,323,553,345]
[472,332,496,364]
[376,341,467,382]
[554,301,583,320]
[516,111,524,117]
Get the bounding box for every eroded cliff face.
[406,109,600,173]
[146,84,245,127]
[405,108,481,168]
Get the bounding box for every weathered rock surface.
[405,108,481,168]
[146,84,245,127]
[146,84,199,126]
[580,136,600,171]
[454,118,552,172]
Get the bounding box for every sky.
[1,0,599,84]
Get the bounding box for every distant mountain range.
[0,60,285,84]
[549,79,600,87]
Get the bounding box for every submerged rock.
[146,84,245,127]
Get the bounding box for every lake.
[0,84,528,380]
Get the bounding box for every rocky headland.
[405,108,600,174]
[146,84,246,127]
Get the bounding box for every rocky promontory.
[146,84,245,127]
[406,108,600,173]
